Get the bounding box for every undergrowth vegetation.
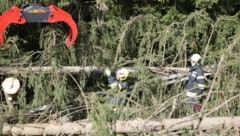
[0,0,240,135]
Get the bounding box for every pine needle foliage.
[0,0,240,135]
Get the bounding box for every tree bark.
[2,116,240,135]
[0,66,212,85]
[0,66,105,74]
[0,66,212,74]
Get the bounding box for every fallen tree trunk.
[2,116,240,135]
[0,66,105,74]
[0,66,213,74]
[0,66,212,84]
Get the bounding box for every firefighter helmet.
[2,77,20,94]
[190,53,201,63]
[116,68,129,81]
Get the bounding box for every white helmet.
[116,68,129,81]
[1,77,20,94]
[190,53,201,63]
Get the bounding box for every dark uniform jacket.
[107,75,128,91]
[106,75,129,105]
[186,65,205,98]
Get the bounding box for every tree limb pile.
[2,116,240,135]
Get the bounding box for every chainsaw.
[0,0,78,48]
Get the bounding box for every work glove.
[104,68,111,76]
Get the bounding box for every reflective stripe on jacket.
[107,75,128,91]
[186,65,205,96]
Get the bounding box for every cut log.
[2,116,240,135]
[0,66,212,86]
[0,66,105,74]
[0,66,213,74]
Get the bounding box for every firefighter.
[185,53,205,112]
[104,68,129,106]
[1,77,21,112]
[1,77,20,101]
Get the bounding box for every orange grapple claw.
[0,6,26,47]
[0,3,78,48]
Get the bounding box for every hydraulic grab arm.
[0,6,27,47]
[0,3,78,48]
[47,4,78,47]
